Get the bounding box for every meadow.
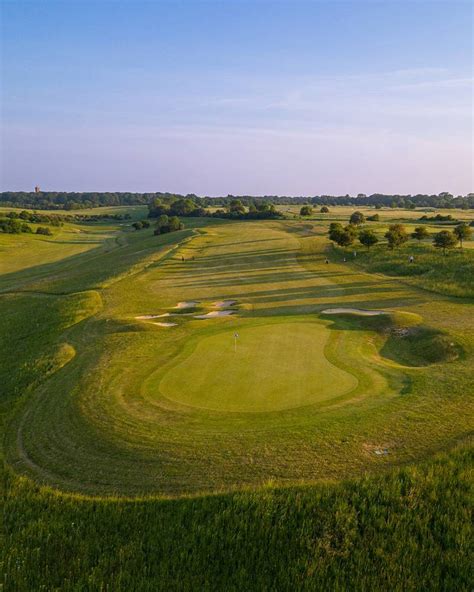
[1,206,473,590]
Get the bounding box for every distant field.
[2,207,473,589]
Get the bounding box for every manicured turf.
[157,320,358,412]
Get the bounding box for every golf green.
[157,321,358,412]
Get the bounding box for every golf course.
[2,206,473,589]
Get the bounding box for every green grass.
[336,242,474,298]
[1,211,472,589]
[155,319,358,412]
[3,443,472,591]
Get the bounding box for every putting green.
[157,321,358,412]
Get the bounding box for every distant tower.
[35,186,40,193]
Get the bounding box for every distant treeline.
[148,196,283,220]
[1,191,473,210]
[1,209,131,223]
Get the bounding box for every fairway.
[157,321,358,412]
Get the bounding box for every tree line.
[328,212,472,254]
[2,190,473,211]
[147,197,283,220]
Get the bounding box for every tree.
[168,216,183,231]
[132,221,143,231]
[366,213,379,221]
[433,230,458,254]
[453,223,472,248]
[412,226,429,241]
[229,199,246,215]
[385,224,408,250]
[300,205,313,216]
[337,231,355,247]
[328,222,344,243]
[358,229,378,250]
[154,214,183,235]
[320,206,329,213]
[349,211,365,225]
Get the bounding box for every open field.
[2,210,473,589]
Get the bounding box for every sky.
[0,0,472,196]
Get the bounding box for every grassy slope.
[1,210,473,590]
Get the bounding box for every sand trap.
[175,301,200,309]
[135,313,170,320]
[194,311,235,319]
[213,300,237,308]
[135,315,161,320]
[321,308,387,316]
[152,322,177,327]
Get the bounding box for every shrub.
[412,226,429,241]
[349,211,365,225]
[36,226,53,236]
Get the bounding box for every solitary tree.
[320,206,329,213]
[412,226,429,241]
[358,229,378,250]
[453,223,472,248]
[385,224,408,250]
[300,205,313,216]
[349,211,365,225]
[433,230,458,255]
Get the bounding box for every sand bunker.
[321,308,387,316]
[135,315,161,320]
[175,301,200,309]
[213,300,237,308]
[135,313,170,320]
[152,322,177,327]
[194,311,235,319]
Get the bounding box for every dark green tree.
[300,205,313,216]
[349,211,365,225]
[358,229,378,250]
[433,230,458,254]
[453,223,472,248]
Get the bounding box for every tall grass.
[3,443,472,591]
[336,243,474,298]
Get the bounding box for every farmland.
[2,206,473,590]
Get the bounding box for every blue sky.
[1,0,472,195]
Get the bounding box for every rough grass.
[335,241,474,298]
[3,443,472,591]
